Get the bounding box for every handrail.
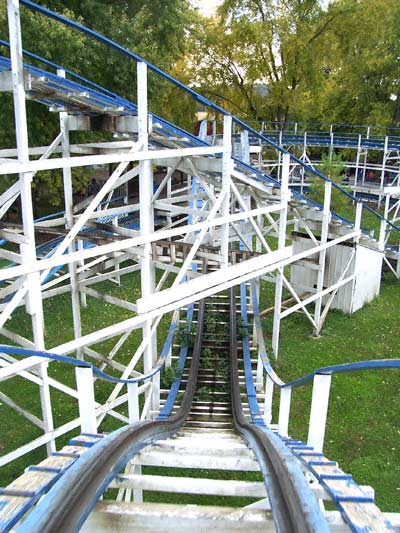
[0,310,180,384]
[246,119,400,134]
[19,299,206,533]
[18,0,400,235]
[249,280,400,389]
[0,39,125,102]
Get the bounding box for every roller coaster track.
[0,284,399,533]
[6,288,326,533]
[0,2,399,530]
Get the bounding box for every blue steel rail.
[248,279,400,389]
[258,131,400,152]
[12,299,205,533]
[10,0,400,241]
[0,306,194,531]
[238,281,398,532]
[229,286,329,532]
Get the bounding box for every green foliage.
[236,315,248,339]
[174,321,195,348]
[309,153,349,213]
[160,360,182,389]
[182,0,400,129]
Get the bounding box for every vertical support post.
[112,217,121,285]
[378,218,387,251]
[277,130,283,180]
[314,181,331,335]
[7,0,54,452]
[362,127,370,184]
[307,373,332,452]
[137,62,158,414]
[75,366,97,434]
[240,130,250,165]
[272,154,289,358]
[128,382,139,423]
[263,375,274,426]
[354,201,363,233]
[78,239,87,307]
[378,194,389,252]
[253,279,263,390]
[58,69,83,358]
[278,387,291,437]
[167,166,172,228]
[127,383,143,502]
[354,134,361,197]
[221,115,232,266]
[380,136,389,194]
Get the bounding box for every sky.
[190,0,223,17]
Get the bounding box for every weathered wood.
[81,502,274,532]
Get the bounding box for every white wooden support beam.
[278,387,291,438]
[7,0,55,454]
[75,366,97,434]
[307,373,332,453]
[128,382,139,423]
[314,181,332,334]
[263,376,274,426]
[221,115,232,265]
[272,153,290,358]
[137,62,158,413]
[137,247,291,315]
[354,201,362,236]
[0,146,224,176]
[58,68,83,358]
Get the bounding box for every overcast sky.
[191,0,223,17]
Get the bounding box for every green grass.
[260,272,400,511]
[0,268,172,486]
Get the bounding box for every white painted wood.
[75,366,97,434]
[221,115,232,265]
[111,474,266,497]
[263,376,274,426]
[135,449,259,471]
[0,145,224,176]
[307,374,332,452]
[81,502,274,532]
[272,153,290,357]
[137,247,291,315]
[128,383,139,424]
[278,387,291,437]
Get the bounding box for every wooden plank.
[81,501,274,532]
[110,474,266,498]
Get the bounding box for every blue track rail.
[238,282,398,532]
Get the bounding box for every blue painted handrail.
[0,312,180,384]
[248,280,400,390]
[18,0,400,235]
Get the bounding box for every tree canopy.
[0,0,399,208]
[183,0,400,128]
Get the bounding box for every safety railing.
[0,302,190,465]
[242,280,400,453]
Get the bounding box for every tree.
[184,0,347,125]
[0,1,198,207]
[308,0,400,128]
